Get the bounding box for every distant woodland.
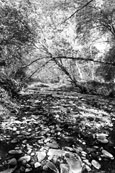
[0,0,115,97]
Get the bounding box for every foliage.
[74,0,115,42]
[0,71,20,98]
[0,2,36,79]
[0,1,37,97]
[72,0,115,82]
[96,47,115,82]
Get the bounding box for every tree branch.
[27,59,52,79]
[50,56,115,66]
[61,0,94,24]
[22,57,45,68]
[22,55,115,71]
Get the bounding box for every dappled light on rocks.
[0,83,115,173]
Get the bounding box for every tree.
[0,2,36,77]
[3,0,114,87]
[96,47,115,82]
[0,2,36,97]
[57,0,115,83]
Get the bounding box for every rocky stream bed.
[0,84,115,173]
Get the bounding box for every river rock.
[11,139,18,144]
[65,153,83,173]
[36,151,46,162]
[34,162,41,168]
[12,127,17,131]
[25,168,32,172]
[18,155,31,163]
[102,149,114,159]
[85,165,91,172]
[47,149,65,160]
[60,164,69,173]
[16,131,20,134]
[96,133,108,143]
[27,148,32,154]
[91,160,101,169]
[83,159,91,166]
[8,150,22,155]
[46,141,59,149]
[8,158,17,166]
[38,139,44,144]
[64,147,73,152]
[22,140,27,144]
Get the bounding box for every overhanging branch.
[52,56,115,66]
[22,55,115,70]
[61,0,94,24]
[22,57,45,68]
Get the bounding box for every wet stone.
[31,152,35,156]
[8,150,22,155]
[28,129,32,132]
[47,149,65,160]
[12,127,17,131]
[22,131,31,136]
[38,139,44,144]
[22,140,27,144]
[36,151,46,162]
[46,141,59,149]
[8,158,17,166]
[83,159,91,166]
[101,149,114,159]
[25,168,32,172]
[60,164,69,173]
[18,155,31,163]
[91,160,101,170]
[34,162,41,168]
[26,164,31,168]
[20,166,25,172]
[50,130,55,134]
[27,148,32,154]
[11,139,18,144]
[14,147,20,150]
[85,165,91,172]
